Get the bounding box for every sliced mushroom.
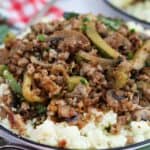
[49,30,90,53]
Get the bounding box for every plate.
[105,0,150,29]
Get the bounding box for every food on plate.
[0,13,150,149]
[110,0,150,23]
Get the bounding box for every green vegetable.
[80,78,89,85]
[37,34,45,42]
[0,25,9,44]
[98,16,122,31]
[85,22,121,58]
[4,32,16,44]
[82,17,90,22]
[35,104,47,115]
[130,28,136,33]
[81,24,88,32]
[3,69,22,94]
[113,40,150,89]
[131,40,150,70]
[67,76,88,91]
[22,74,45,103]
[63,12,79,20]
[0,65,7,76]
[113,69,129,89]
[145,59,150,67]
[127,51,134,60]
[76,51,115,67]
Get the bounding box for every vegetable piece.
[37,34,45,42]
[35,104,47,115]
[86,22,121,58]
[127,51,134,60]
[113,40,150,89]
[3,69,22,94]
[22,74,45,103]
[0,65,7,76]
[113,69,129,89]
[98,16,122,31]
[131,40,150,70]
[76,51,115,66]
[0,25,9,44]
[113,60,132,89]
[67,76,88,91]
[145,59,150,67]
[63,12,79,20]
[4,32,16,45]
[0,65,21,94]
[82,17,90,22]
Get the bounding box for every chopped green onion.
[80,78,88,85]
[145,59,150,67]
[0,25,9,44]
[63,12,79,20]
[98,16,122,31]
[37,34,45,42]
[127,51,134,60]
[3,69,22,94]
[82,17,90,22]
[130,28,136,33]
[35,104,47,115]
[81,24,88,32]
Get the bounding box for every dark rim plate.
[105,0,150,28]
[0,124,150,150]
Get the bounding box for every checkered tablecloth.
[0,0,63,29]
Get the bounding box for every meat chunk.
[0,48,9,64]
[58,105,77,119]
[96,22,108,37]
[49,30,90,52]
[129,33,143,51]
[105,32,131,51]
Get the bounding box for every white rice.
[0,20,150,149]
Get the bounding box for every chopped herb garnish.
[83,17,90,22]
[81,25,88,32]
[145,59,150,67]
[0,25,9,44]
[98,16,122,31]
[63,12,79,20]
[35,104,47,115]
[127,51,134,60]
[37,34,45,42]
[80,78,88,85]
[130,28,136,33]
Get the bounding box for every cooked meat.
[105,32,132,52]
[96,22,108,37]
[0,48,9,64]
[58,105,77,119]
[0,14,149,128]
[129,33,143,51]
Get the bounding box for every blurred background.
[0,0,149,44]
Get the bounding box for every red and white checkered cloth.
[0,0,63,29]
